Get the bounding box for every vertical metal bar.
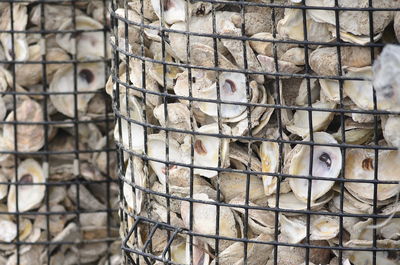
[239,2,251,265]
[211,3,222,263]
[368,1,378,264]
[301,1,314,264]
[159,0,172,261]
[184,0,195,264]
[9,2,20,264]
[333,1,346,264]
[270,2,283,265]
[71,2,82,264]
[101,1,113,264]
[39,1,51,264]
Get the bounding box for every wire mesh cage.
[110,0,400,264]
[0,1,120,264]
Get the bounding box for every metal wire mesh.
[111,0,400,264]
[0,1,119,264]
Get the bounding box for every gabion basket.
[0,1,119,265]
[111,0,400,264]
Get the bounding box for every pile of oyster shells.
[111,0,400,264]
[0,2,120,265]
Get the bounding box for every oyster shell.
[260,140,280,196]
[168,12,233,62]
[0,172,7,200]
[193,123,230,178]
[181,193,238,250]
[310,46,373,76]
[372,44,400,111]
[219,172,265,202]
[345,149,400,201]
[0,219,17,243]
[170,236,210,265]
[257,54,303,78]
[296,78,321,106]
[0,4,29,61]
[229,197,276,235]
[342,66,377,111]
[123,157,147,214]
[56,16,107,58]
[147,133,190,185]
[279,214,306,243]
[277,7,333,42]
[259,129,291,196]
[128,0,158,21]
[8,159,45,212]
[49,61,105,117]
[280,212,338,242]
[3,99,45,152]
[151,0,186,24]
[219,19,264,84]
[395,11,400,42]
[195,72,248,119]
[382,116,400,148]
[29,5,84,31]
[332,119,373,145]
[149,50,183,89]
[287,101,336,138]
[268,191,334,213]
[249,32,296,58]
[306,0,394,36]
[153,102,191,143]
[288,132,342,202]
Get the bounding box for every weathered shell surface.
[306,0,394,36]
[181,193,238,250]
[8,159,45,212]
[373,45,400,111]
[50,61,105,117]
[345,149,400,201]
[56,16,107,58]
[288,132,342,202]
[3,99,44,152]
[147,133,190,185]
[193,123,230,178]
[287,101,336,138]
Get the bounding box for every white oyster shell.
[147,133,190,185]
[56,16,107,58]
[287,101,336,138]
[153,102,191,143]
[382,116,400,148]
[49,61,105,117]
[193,123,230,178]
[373,45,400,111]
[277,8,333,42]
[345,149,400,201]
[195,72,248,119]
[0,219,17,242]
[8,159,45,212]
[3,99,45,152]
[306,0,394,36]
[151,0,186,24]
[181,193,237,251]
[288,132,342,202]
[123,157,147,214]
